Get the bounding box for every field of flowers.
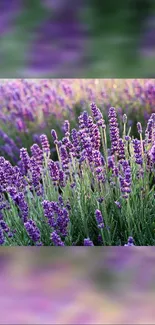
[0,79,155,246]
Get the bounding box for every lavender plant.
[0,103,155,246]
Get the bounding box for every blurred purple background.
[0,0,155,77]
[1,248,155,324]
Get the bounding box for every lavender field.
[0,79,155,246]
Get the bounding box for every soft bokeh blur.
[1,247,155,324]
[0,0,155,77]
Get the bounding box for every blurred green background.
[0,0,155,77]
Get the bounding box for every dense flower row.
[0,102,155,246]
[0,79,155,164]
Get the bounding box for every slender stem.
[140,133,144,158]
[56,144,62,169]
[123,122,126,140]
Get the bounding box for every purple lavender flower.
[20,148,30,175]
[150,144,155,163]
[124,236,135,246]
[59,170,65,187]
[78,111,89,130]
[132,139,143,165]
[84,238,94,246]
[95,210,104,229]
[59,145,69,171]
[48,160,59,184]
[0,228,5,245]
[30,158,42,195]
[62,137,76,158]
[7,187,18,200]
[89,124,101,151]
[56,207,70,237]
[63,120,70,137]
[40,134,50,155]
[93,151,104,168]
[24,220,41,243]
[108,155,118,177]
[51,129,58,143]
[108,155,115,170]
[51,231,65,246]
[119,160,131,199]
[93,150,105,182]
[82,111,89,129]
[8,232,14,238]
[8,190,28,223]
[57,140,62,148]
[137,122,142,134]
[43,198,70,237]
[71,129,81,157]
[108,107,119,154]
[90,103,105,128]
[65,200,71,210]
[58,195,64,207]
[30,144,43,167]
[145,114,154,144]
[0,220,9,233]
[118,138,125,161]
[125,135,131,141]
[42,200,56,228]
[88,116,94,130]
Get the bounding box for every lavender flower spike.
[137,122,142,134]
[51,129,58,143]
[108,107,119,154]
[51,231,65,246]
[0,228,5,245]
[95,209,104,229]
[124,236,135,246]
[132,139,143,165]
[63,120,70,137]
[40,134,50,155]
[84,238,94,246]
[24,220,41,243]
[150,143,155,163]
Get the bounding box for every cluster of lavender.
[0,102,155,246]
[42,200,70,240]
[0,79,155,165]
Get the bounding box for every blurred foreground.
[1,248,155,324]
